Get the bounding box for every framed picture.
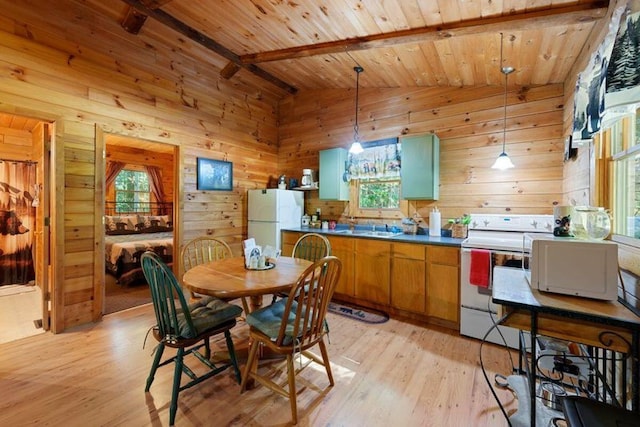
[197,158,233,191]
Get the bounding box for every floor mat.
[328,301,389,324]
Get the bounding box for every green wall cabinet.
[400,134,439,200]
[319,147,349,201]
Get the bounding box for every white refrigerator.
[247,189,304,250]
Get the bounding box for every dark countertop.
[282,225,464,247]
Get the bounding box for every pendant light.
[349,66,364,154]
[492,33,515,170]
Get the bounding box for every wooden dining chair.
[181,236,249,313]
[272,232,331,303]
[240,255,342,424]
[292,232,332,262]
[140,251,243,426]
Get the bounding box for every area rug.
[105,278,152,315]
[328,301,389,324]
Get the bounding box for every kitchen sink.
[333,229,404,238]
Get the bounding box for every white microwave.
[523,233,618,301]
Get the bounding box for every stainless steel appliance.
[460,213,553,348]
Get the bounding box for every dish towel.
[470,249,490,288]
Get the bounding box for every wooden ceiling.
[118,0,608,92]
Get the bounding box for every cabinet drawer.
[427,245,459,266]
[392,242,425,260]
[355,239,391,256]
[326,235,354,252]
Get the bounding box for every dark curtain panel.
[0,161,36,286]
[105,161,125,189]
[145,166,166,214]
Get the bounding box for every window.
[358,180,400,209]
[114,169,150,213]
[605,108,640,243]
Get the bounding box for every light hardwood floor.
[0,301,519,426]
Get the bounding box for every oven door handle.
[461,248,527,257]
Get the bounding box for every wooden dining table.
[182,256,312,312]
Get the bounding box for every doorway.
[102,133,177,314]
[0,113,52,343]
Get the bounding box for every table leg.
[530,312,538,427]
[249,295,263,312]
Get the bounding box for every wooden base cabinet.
[391,243,426,313]
[326,235,355,297]
[354,239,390,305]
[281,231,460,330]
[426,245,460,325]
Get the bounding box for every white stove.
[460,214,553,348]
[463,214,554,250]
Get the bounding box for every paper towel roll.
[429,212,441,236]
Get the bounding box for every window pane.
[613,152,640,239]
[358,181,400,209]
[114,170,150,213]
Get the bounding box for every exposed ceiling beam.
[120,0,298,94]
[121,0,174,34]
[239,2,608,64]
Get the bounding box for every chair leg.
[224,330,241,384]
[169,348,184,426]
[240,339,260,393]
[204,337,211,360]
[286,354,298,425]
[318,339,334,386]
[145,343,165,392]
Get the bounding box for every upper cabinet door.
[400,134,439,200]
[319,147,349,201]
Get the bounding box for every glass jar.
[571,206,610,240]
[586,208,611,240]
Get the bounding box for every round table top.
[182,256,312,300]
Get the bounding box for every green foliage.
[358,181,400,209]
[114,170,150,213]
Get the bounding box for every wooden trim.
[52,120,64,333]
[240,2,608,64]
[120,0,297,94]
[94,126,105,321]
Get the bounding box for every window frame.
[599,112,640,248]
[349,178,407,220]
[113,167,152,214]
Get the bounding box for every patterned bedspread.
[105,231,173,278]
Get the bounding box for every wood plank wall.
[278,84,566,227]
[0,0,286,332]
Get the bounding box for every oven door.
[460,247,525,349]
[460,248,524,312]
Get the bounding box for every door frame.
[96,128,180,316]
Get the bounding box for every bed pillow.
[137,215,172,232]
[105,215,139,234]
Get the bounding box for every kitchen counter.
[282,225,464,247]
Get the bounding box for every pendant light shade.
[492,33,515,170]
[349,66,364,154]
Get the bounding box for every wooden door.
[32,121,52,331]
[391,243,426,313]
[327,235,354,297]
[426,245,460,325]
[354,239,390,305]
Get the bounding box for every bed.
[105,202,174,286]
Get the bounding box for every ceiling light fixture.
[492,33,515,170]
[349,66,364,154]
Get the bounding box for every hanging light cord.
[501,33,508,154]
[354,66,363,142]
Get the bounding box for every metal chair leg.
[224,330,241,384]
